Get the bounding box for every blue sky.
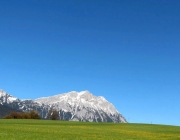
[0,0,180,125]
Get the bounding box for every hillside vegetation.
[0,119,179,140]
[3,110,40,119]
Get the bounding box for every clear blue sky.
[0,0,180,126]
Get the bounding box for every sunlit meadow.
[0,120,180,140]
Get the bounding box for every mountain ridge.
[0,89,127,123]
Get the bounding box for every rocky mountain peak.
[0,89,18,104]
[77,90,93,100]
[0,89,127,123]
[0,89,6,96]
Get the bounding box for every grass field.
[0,119,180,140]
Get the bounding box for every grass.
[0,119,180,140]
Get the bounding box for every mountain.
[0,89,19,104]
[0,89,20,118]
[0,104,18,118]
[0,89,127,123]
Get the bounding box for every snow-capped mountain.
[0,89,127,123]
[0,89,19,104]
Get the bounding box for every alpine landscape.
[1,89,180,139]
[0,89,126,123]
[1,0,180,139]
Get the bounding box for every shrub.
[29,110,41,119]
[3,114,12,119]
[3,110,41,119]
[47,109,59,120]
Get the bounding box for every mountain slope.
[0,104,19,118]
[35,91,127,122]
[0,89,127,122]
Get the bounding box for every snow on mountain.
[35,91,127,122]
[0,89,19,104]
[0,89,127,123]
[35,90,115,114]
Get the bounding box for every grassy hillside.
[0,119,179,140]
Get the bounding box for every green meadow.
[0,119,180,140]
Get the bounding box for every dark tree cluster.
[3,110,41,119]
[47,109,59,120]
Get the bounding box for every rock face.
[0,89,127,123]
[0,89,21,118]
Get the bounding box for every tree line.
[3,110,41,119]
[3,109,59,120]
